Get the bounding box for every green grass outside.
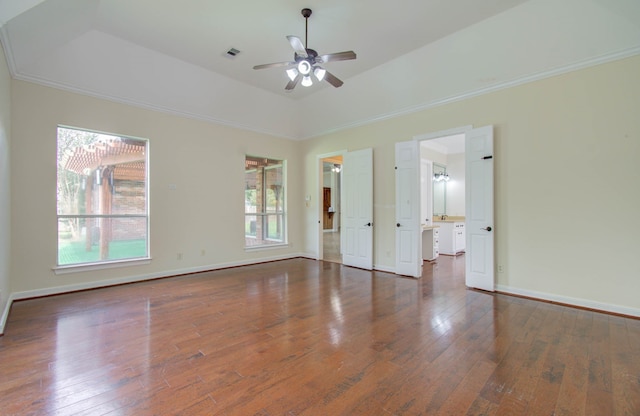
[58,239,147,265]
[245,217,283,240]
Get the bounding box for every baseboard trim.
[0,293,16,335]
[3,254,319,334]
[495,284,640,319]
[8,253,305,303]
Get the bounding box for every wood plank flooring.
[1,256,639,415]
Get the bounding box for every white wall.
[0,41,11,333]
[301,55,640,315]
[9,80,304,297]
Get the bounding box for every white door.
[395,141,422,277]
[342,148,373,270]
[465,126,494,291]
[420,159,433,226]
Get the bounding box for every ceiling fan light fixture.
[314,67,326,81]
[286,68,298,81]
[301,76,313,87]
[253,8,356,91]
[297,60,311,75]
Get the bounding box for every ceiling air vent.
[225,47,241,58]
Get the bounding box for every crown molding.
[298,46,640,140]
[3,22,639,143]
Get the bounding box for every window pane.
[245,170,257,213]
[265,214,284,241]
[57,128,147,215]
[244,157,286,247]
[58,217,148,265]
[264,165,283,213]
[245,215,257,238]
[57,126,149,266]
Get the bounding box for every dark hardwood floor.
[1,256,639,415]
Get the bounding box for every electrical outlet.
[177,253,183,260]
[201,249,206,256]
[498,264,504,273]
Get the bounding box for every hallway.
[323,231,341,263]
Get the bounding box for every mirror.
[433,163,446,216]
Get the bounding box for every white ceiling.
[1,0,639,139]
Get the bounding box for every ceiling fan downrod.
[302,8,312,50]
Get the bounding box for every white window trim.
[244,158,287,248]
[56,125,150,268]
[53,257,152,275]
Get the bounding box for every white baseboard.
[0,253,309,335]
[0,293,16,335]
[495,284,640,318]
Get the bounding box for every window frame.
[55,125,150,271]
[244,156,287,250]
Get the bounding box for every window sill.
[244,243,289,252]
[53,257,151,275]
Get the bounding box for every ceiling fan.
[253,8,356,91]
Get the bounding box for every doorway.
[420,133,467,226]
[321,155,343,263]
[411,125,494,290]
[420,133,466,281]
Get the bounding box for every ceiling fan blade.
[253,61,295,70]
[286,35,308,58]
[318,51,356,63]
[285,73,302,91]
[323,70,344,88]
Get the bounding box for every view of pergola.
[57,128,148,265]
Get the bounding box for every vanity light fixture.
[332,164,341,173]
[433,172,450,182]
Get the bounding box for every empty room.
[1,0,639,414]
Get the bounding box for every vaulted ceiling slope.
[1,0,639,139]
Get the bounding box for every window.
[56,126,149,267]
[245,156,286,248]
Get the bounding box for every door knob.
[365,222,372,227]
[482,226,492,232]
[396,223,401,227]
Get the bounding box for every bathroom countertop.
[433,216,465,223]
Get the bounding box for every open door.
[465,125,494,291]
[395,141,422,277]
[341,148,373,270]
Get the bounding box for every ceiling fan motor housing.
[295,48,318,62]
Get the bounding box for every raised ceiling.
[1,0,639,139]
